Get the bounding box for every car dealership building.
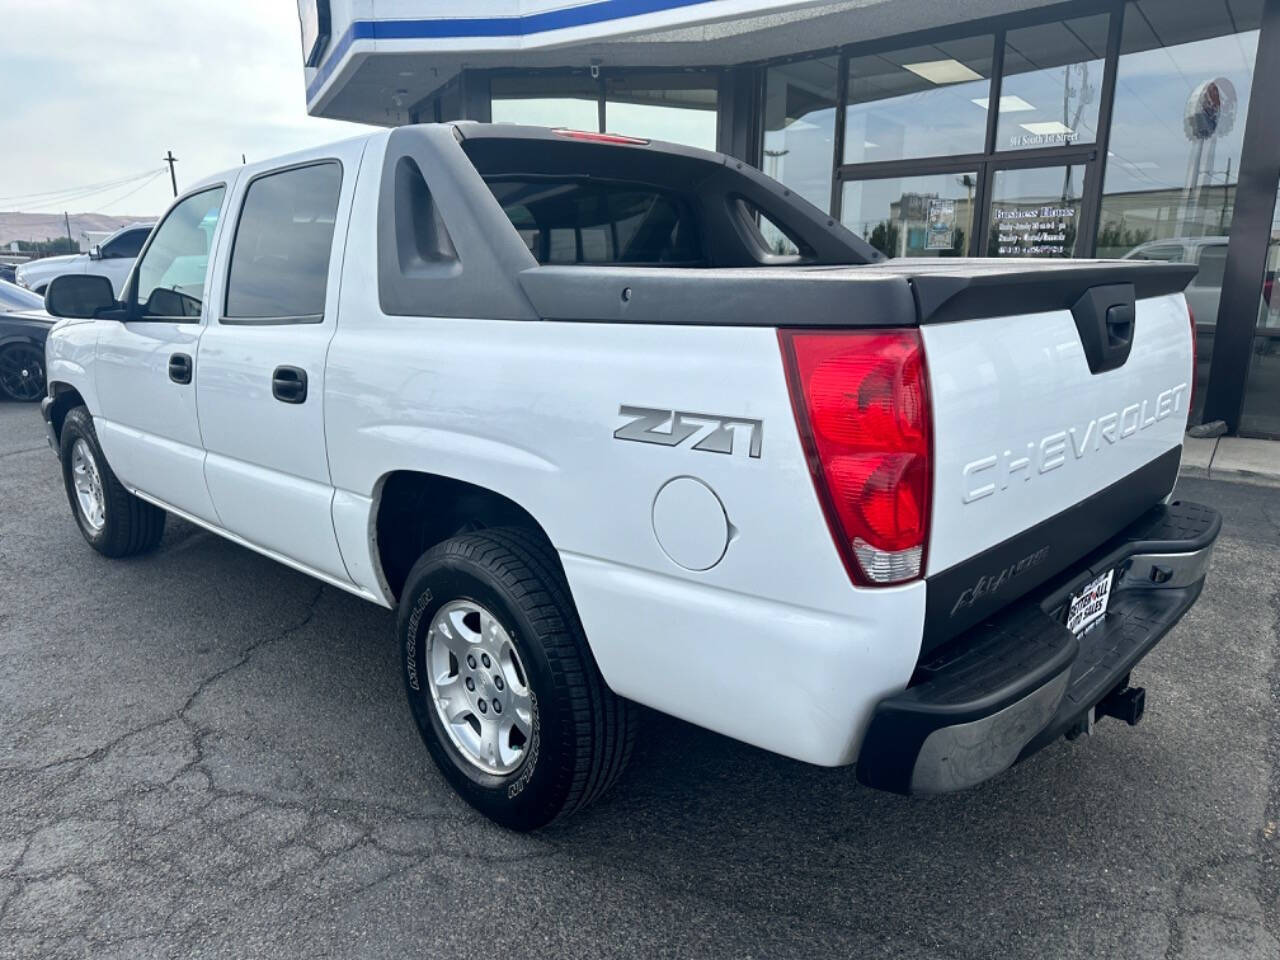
[301,0,1280,437]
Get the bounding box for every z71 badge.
[614,405,763,458]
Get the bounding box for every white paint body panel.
[193,137,368,583]
[923,293,1190,575]
[42,129,1193,769]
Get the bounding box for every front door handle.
[272,365,308,404]
[168,352,192,385]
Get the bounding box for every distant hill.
[0,212,151,250]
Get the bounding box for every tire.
[398,527,637,830]
[0,342,45,402]
[59,406,165,557]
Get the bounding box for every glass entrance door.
[982,160,1092,258]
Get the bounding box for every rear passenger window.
[224,161,342,321]
[485,178,702,265]
[103,227,149,260]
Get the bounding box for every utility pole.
[64,211,73,251]
[164,151,179,197]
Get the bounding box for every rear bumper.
[856,499,1219,795]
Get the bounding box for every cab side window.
[224,162,342,322]
[101,227,149,259]
[134,186,227,320]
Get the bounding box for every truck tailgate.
[903,261,1196,650]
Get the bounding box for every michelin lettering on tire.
[507,691,540,798]
[405,587,432,692]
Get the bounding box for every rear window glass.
[1193,245,1227,288]
[225,161,342,320]
[484,178,702,266]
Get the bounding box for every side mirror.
[45,274,118,319]
[89,244,103,260]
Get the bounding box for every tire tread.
[61,407,165,558]
[416,526,636,824]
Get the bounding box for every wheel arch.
[45,381,89,444]
[371,469,561,604]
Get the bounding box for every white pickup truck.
[40,125,1219,830]
[16,222,154,297]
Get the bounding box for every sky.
[0,0,370,218]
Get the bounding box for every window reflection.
[995,15,1108,151]
[1240,195,1280,438]
[491,74,600,130]
[988,165,1084,258]
[763,58,839,217]
[844,36,993,164]
[842,172,977,258]
[603,75,717,149]
[1098,0,1262,268]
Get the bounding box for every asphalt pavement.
[1,397,1278,959]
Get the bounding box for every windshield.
[0,279,44,310]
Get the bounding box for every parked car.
[14,222,154,296]
[0,278,45,311]
[0,290,53,401]
[40,124,1218,829]
[1120,235,1276,323]
[0,263,17,284]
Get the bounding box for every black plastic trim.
[1071,282,1135,374]
[518,265,916,327]
[922,446,1182,654]
[377,126,541,321]
[895,261,1198,325]
[857,498,1220,795]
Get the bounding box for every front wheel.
[399,527,637,830]
[59,407,165,557]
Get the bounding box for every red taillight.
[551,129,649,145]
[779,329,933,587]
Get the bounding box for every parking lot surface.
[1,397,1278,959]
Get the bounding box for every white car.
[15,222,153,297]
[39,125,1219,829]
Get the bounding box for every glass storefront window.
[1097,0,1261,267]
[1240,195,1280,438]
[763,58,839,219]
[844,36,993,165]
[988,165,1085,258]
[604,75,717,150]
[491,74,600,130]
[841,172,977,258]
[995,14,1109,151]
[1097,0,1263,427]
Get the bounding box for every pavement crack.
[178,582,325,723]
[0,444,45,459]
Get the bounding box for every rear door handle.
[272,365,308,404]
[168,353,192,385]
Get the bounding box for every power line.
[21,172,168,213]
[99,170,167,213]
[0,168,164,206]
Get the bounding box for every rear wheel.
[0,343,45,402]
[59,407,165,557]
[399,527,637,830]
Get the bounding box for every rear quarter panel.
[324,138,925,764]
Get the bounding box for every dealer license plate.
[1066,569,1114,635]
